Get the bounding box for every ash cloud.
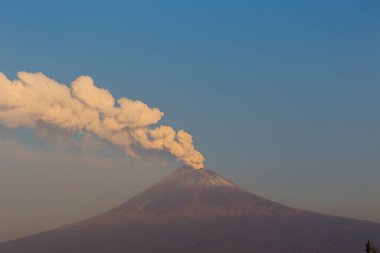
[0,71,205,169]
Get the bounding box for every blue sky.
[0,0,379,241]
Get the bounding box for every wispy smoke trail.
[0,71,205,169]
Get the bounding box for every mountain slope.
[0,166,379,253]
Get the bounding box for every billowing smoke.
[0,71,205,169]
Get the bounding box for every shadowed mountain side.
[0,166,379,253]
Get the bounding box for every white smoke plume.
[0,71,205,169]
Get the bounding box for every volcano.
[0,166,379,253]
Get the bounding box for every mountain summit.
[89,166,295,223]
[0,166,379,253]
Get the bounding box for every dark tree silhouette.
[366,240,378,253]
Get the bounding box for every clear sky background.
[0,0,379,242]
